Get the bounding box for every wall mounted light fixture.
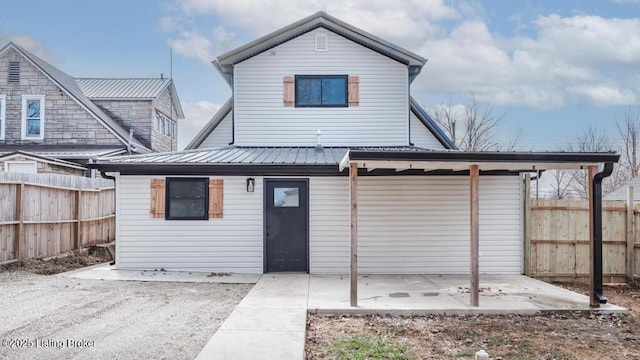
[246,177,255,192]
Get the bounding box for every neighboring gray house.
[0,42,184,170]
[605,174,640,201]
[92,12,617,279]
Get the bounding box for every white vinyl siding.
[233,28,409,146]
[116,175,520,274]
[116,176,264,273]
[199,112,232,148]
[310,176,522,274]
[409,110,445,149]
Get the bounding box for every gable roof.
[409,97,456,150]
[0,151,88,171]
[185,99,232,150]
[183,98,456,151]
[605,174,640,201]
[77,78,184,118]
[215,11,427,82]
[0,42,150,152]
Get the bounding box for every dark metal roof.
[95,146,350,165]
[342,148,620,172]
[215,11,426,74]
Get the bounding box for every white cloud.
[0,35,50,60]
[178,101,222,149]
[567,85,637,106]
[168,1,640,109]
[167,29,215,64]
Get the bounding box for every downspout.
[591,162,614,305]
[100,170,117,266]
[127,129,134,155]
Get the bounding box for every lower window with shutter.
[150,178,224,220]
[166,178,209,220]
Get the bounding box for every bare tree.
[568,125,623,198]
[547,169,576,199]
[617,107,640,180]
[430,96,516,151]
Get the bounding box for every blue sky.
[1,0,639,150]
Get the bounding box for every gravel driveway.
[0,270,252,360]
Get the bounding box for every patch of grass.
[330,333,411,360]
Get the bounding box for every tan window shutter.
[348,76,359,106]
[150,179,165,218]
[209,179,224,218]
[283,76,295,106]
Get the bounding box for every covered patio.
[339,148,620,308]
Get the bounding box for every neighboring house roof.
[183,98,457,151]
[605,174,640,201]
[0,145,127,160]
[215,11,427,83]
[185,99,232,150]
[0,42,152,152]
[0,151,88,171]
[76,78,185,118]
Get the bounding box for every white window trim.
[21,95,45,140]
[154,110,175,139]
[0,95,5,140]
[5,161,37,173]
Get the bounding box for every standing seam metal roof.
[95,146,354,165]
[76,78,172,99]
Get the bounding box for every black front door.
[264,179,308,272]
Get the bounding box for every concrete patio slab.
[61,263,261,284]
[308,274,627,315]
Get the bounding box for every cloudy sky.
[1,0,639,150]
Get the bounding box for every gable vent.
[315,34,328,52]
[8,61,20,83]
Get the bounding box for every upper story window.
[21,95,45,140]
[8,62,20,84]
[295,75,348,107]
[284,75,358,107]
[0,95,5,140]
[154,110,175,139]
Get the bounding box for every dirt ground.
[306,283,640,359]
[0,252,252,360]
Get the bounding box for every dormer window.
[294,75,347,107]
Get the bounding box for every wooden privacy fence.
[0,173,115,264]
[525,189,640,284]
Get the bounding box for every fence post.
[15,183,25,265]
[75,189,82,250]
[523,173,531,276]
[628,186,635,283]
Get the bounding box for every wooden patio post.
[627,186,635,283]
[470,165,480,307]
[349,162,358,307]
[588,166,597,307]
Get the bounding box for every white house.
[92,13,618,305]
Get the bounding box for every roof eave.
[215,11,426,71]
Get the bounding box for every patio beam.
[350,162,358,307]
[470,164,480,307]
